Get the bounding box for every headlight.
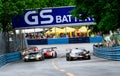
[70,53,76,57]
[83,51,86,54]
[36,55,42,58]
[24,56,29,59]
[85,54,89,56]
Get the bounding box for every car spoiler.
[41,47,57,49]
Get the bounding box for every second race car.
[40,47,57,58]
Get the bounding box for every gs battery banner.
[12,6,95,29]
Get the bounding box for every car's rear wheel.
[52,52,57,58]
[54,52,57,58]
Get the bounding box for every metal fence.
[0,31,22,55]
[0,32,6,55]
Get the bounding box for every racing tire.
[36,58,41,61]
[24,59,29,62]
[54,52,57,58]
[67,56,73,61]
[66,57,69,61]
[52,53,54,58]
[86,55,91,60]
[42,56,45,61]
[69,57,73,61]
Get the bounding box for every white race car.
[66,48,91,61]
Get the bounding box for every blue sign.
[12,6,95,29]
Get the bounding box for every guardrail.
[48,38,69,44]
[27,39,48,45]
[90,36,103,43]
[0,55,6,67]
[27,36,103,45]
[69,37,89,43]
[5,52,21,63]
[0,52,21,67]
[93,46,120,60]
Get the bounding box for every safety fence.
[48,38,69,44]
[93,46,120,60]
[27,36,103,45]
[89,36,103,43]
[0,52,21,67]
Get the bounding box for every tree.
[0,0,75,32]
[74,0,120,33]
[0,0,2,31]
[0,0,75,53]
[1,0,46,32]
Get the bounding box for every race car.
[23,51,45,62]
[29,46,39,51]
[22,46,39,56]
[66,48,91,61]
[40,47,57,58]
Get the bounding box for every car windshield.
[29,52,38,55]
[42,49,51,52]
[71,49,84,53]
[29,47,38,50]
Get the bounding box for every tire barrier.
[48,38,69,44]
[69,37,89,43]
[93,46,120,60]
[27,39,48,45]
[0,52,21,67]
[90,36,103,43]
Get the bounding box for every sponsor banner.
[12,6,95,29]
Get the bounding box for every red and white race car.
[40,47,57,58]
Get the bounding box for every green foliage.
[74,0,120,32]
[0,0,75,32]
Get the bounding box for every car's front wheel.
[42,55,45,61]
[66,56,73,61]
[86,55,91,60]
[24,59,29,62]
[66,57,69,61]
[69,57,73,61]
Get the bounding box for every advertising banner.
[12,6,95,29]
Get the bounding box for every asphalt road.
[0,43,120,76]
